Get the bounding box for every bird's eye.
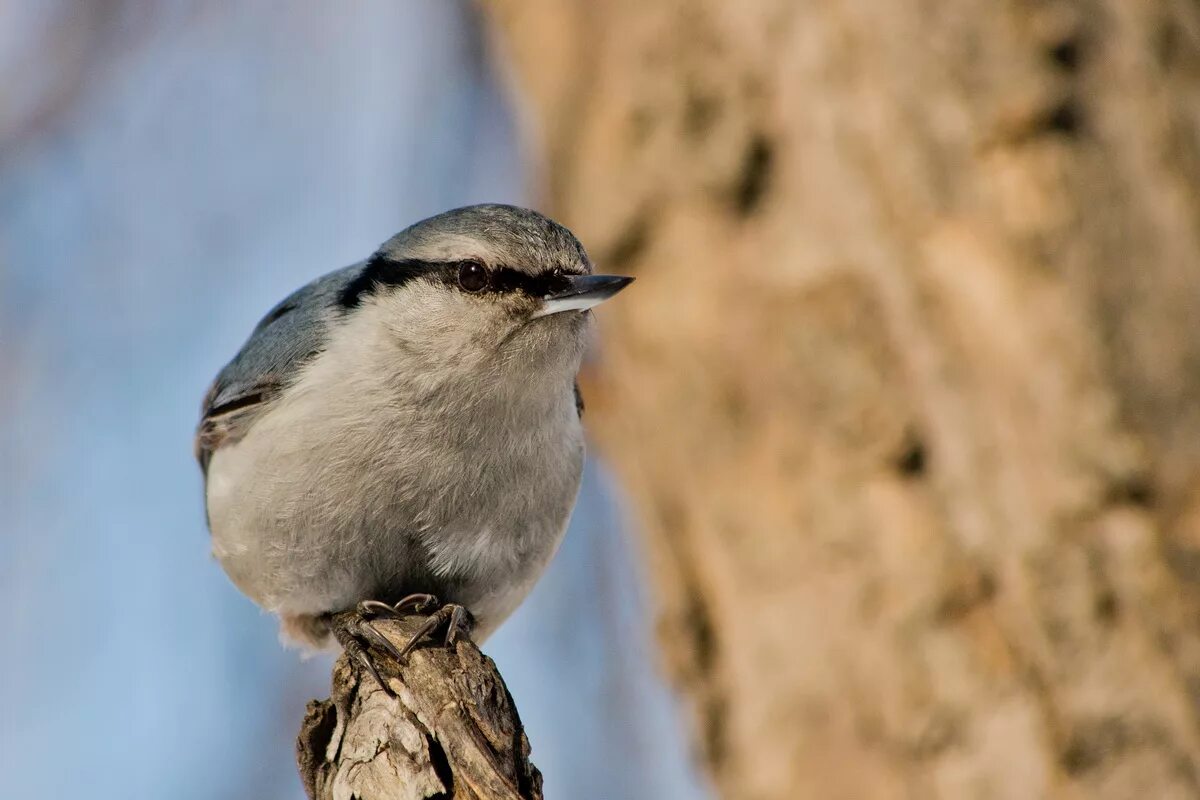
[457,261,489,293]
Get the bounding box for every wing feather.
[195,262,365,474]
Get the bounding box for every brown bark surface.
[486,1,1200,797]
[297,614,541,800]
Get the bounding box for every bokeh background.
[9,2,1200,799]
[0,3,705,799]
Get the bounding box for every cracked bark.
[486,1,1200,798]
[296,614,541,800]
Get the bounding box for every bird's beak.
[531,274,634,318]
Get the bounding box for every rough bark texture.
[297,615,542,800]
[486,1,1200,797]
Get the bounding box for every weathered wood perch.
[296,613,543,800]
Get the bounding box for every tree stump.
[297,614,542,800]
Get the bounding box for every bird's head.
[340,204,631,386]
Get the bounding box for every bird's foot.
[329,610,404,697]
[357,593,440,620]
[329,598,474,696]
[393,602,474,660]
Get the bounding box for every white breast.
[205,299,586,639]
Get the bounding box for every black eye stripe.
[338,255,428,309]
[342,255,576,309]
[486,266,573,297]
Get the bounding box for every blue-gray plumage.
[196,264,361,472]
[196,204,631,657]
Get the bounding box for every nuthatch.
[196,204,631,684]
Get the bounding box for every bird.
[196,204,632,686]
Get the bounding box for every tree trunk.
[485,1,1200,797]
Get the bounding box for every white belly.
[205,336,585,641]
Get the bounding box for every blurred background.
[8,2,1200,799]
[0,3,704,799]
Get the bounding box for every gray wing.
[195,261,365,474]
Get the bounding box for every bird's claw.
[358,593,439,620]
[331,599,473,696]
[394,602,473,660]
[329,611,401,697]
